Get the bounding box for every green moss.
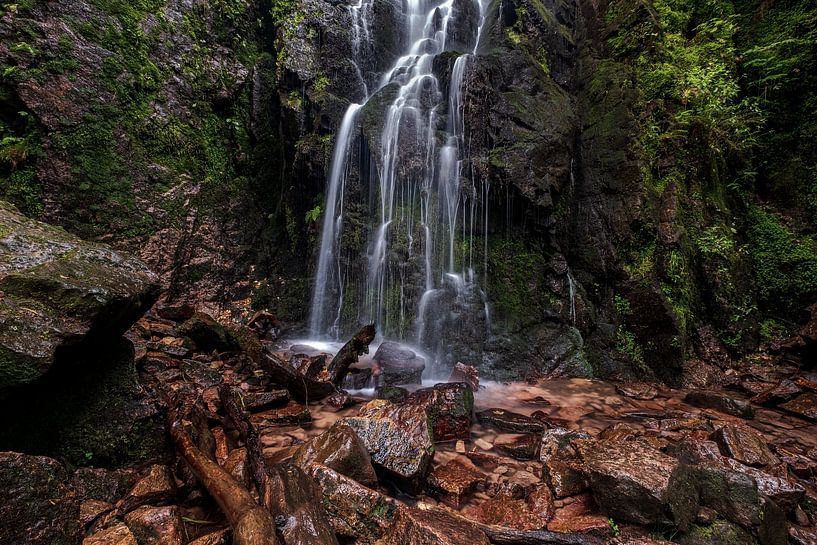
[487,238,548,331]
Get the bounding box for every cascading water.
[310,0,493,372]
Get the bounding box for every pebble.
[475,438,493,451]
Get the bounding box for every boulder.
[291,422,378,488]
[302,463,399,542]
[539,427,592,463]
[684,390,755,418]
[71,467,138,503]
[712,425,779,467]
[409,382,474,441]
[0,201,160,391]
[343,399,435,488]
[0,451,81,545]
[373,341,425,386]
[676,520,759,545]
[575,439,698,530]
[543,459,589,498]
[477,408,549,434]
[124,505,184,545]
[376,385,409,403]
[669,440,789,545]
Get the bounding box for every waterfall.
[311,0,493,364]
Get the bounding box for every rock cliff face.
[2,0,815,383]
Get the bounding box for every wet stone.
[496,434,541,460]
[543,459,589,498]
[676,520,759,545]
[477,408,549,433]
[527,484,556,523]
[376,385,408,403]
[426,458,485,507]
[71,467,137,504]
[379,505,490,545]
[750,379,802,406]
[326,389,355,409]
[117,464,176,513]
[780,392,817,421]
[250,401,312,428]
[342,367,373,390]
[241,389,289,412]
[575,439,698,530]
[539,427,592,463]
[124,505,183,545]
[374,341,426,386]
[789,526,817,545]
[343,399,435,487]
[685,390,755,419]
[713,424,779,467]
[83,523,138,545]
[464,494,548,530]
[447,362,480,391]
[80,500,114,527]
[188,529,230,545]
[409,382,474,442]
[291,422,378,488]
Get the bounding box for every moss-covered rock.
[0,201,159,392]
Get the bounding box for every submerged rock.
[0,451,81,545]
[575,439,698,530]
[0,201,160,391]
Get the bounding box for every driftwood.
[169,400,280,545]
[260,354,337,402]
[220,385,340,545]
[328,324,376,386]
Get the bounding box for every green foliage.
[304,204,322,224]
[0,110,42,216]
[748,206,817,316]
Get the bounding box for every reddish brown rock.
[124,505,183,545]
[464,494,548,530]
[539,427,592,463]
[117,464,176,514]
[291,422,378,488]
[496,434,541,460]
[616,382,658,400]
[241,389,290,412]
[750,380,802,406]
[343,399,435,487]
[527,484,556,522]
[250,401,312,428]
[547,493,610,536]
[426,459,485,507]
[477,408,548,433]
[598,422,643,442]
[780,393,817,421]
[83,523,138,545]
[303,463,399,541]
[188,528,230,545]
[80,500,114,527]
[575,439,697,530]
[712,425,779,467]
[685,390,754,418]
[378,506,490,545]
[410,382,474,442]
[789,526,817,545]
[544,459,588,498]
[447,362,480,391]
[71,467,138,504]
[0,452,81,545]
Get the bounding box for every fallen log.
[168,400,279,545]
[220,385,340,545]
[328,324,376,386]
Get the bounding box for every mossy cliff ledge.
[0,200,160,391]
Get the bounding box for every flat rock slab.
[780,392,817,421]
[712,424,779,467]
[463,494,547,531]
[426,459,485,507]
[477,408,548,433]
[575,439,697,530]
[250,401,312,428]
[685,390,755,419]
[378,506,490,545]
